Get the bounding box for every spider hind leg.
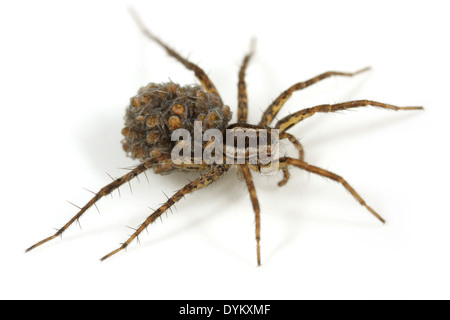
[25,157,165,253]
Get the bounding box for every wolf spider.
[26,10,422,265]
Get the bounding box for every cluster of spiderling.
[121,82,232,173]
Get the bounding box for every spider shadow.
[76,109,130,177]
[263,209,382,265]
[75,108,213,190]
[121,170,256,265]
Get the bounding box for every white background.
[1,0,448,300]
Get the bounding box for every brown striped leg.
[25,156,166,253]
[280,157,385,224]
[275,100,423,132]
[280,132,304,160]
[100,164,229,261]
[129,8,221,99]
[259,67,371,126]
[237,39,256,123]
[278,132,304,186]
[240,164,261,266]
[278,168,290,187]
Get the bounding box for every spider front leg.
[280,157,385,223]
[129,8,221,99]
[237,39,256,123]
[100,164,229,261]
[240,164,262,266]
[275,100,423,132]
[26,155,168,253]
[259,67,371,126]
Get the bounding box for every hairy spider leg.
[239,133,304,265]
[25,155,169,253]
[129,8,221,100]
[100,164,230,261]
[240,164,262,266]
[237,39,256,123]
[278,132,304,187]
[259,67,371,126]
[275,100,423,132]
[275,101,422,222]
[235,42,265,265]
[280,157,386,224]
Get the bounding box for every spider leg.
[280,157,385,224]
[235,40,260,264]
[280,132,304,160]
[278,132,304,187]
[100,164,229,261]
[275,100,423,132]
[278,168,290,187]
[129,8,221,99]
[259,67,371,126]
[237,39,256,123]
[25,156,166,253]
[240,164,261,266]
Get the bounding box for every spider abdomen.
[121,82,232,173]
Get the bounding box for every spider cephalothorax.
[26,9,422,265]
